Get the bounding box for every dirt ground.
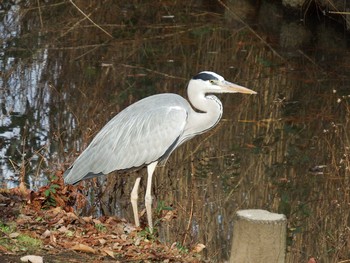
[0,251,118,263]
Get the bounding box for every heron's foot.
[130,177,141,227]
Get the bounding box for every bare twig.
[182,198,194,246]
[24,1,67,11]
[69,0,113,39]
[59,11,94,39]
[297,49,326,73]
[72,40,111,61]
[120,64,187,80]
[36,0,43,28]
[328,11,350,15]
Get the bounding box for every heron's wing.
[64,95,189,184]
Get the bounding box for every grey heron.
[64,71,256,232]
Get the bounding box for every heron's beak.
[221,81,257,94]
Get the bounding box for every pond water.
[1,1,350,262]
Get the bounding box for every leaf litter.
[0,172,204,262]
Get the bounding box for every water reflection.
[1,0,350,262]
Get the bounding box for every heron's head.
[191,71,257,95]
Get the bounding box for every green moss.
[16,235,42,251]
[0,222,42,252]
[95,223,107,233]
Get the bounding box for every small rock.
[20,255,43,263]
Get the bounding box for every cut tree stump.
[230,209,286,263]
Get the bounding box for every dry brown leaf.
[9,232,20,238]
[50,206,64,215]
[0,244,9,253]
[16,215,32,224]
[92,218,102,225]
[134,237,141,246]
[112,224,125,235]
[66,212,79,221]
[192,243,206,253]
[71,243,96,254]
[105,216,124,225]
[57,226,68,233]
[0,174,205,262]
[98,238,106,245]
[123,224,137,234]
[162,210,177,222]
[102,248,115,258]
[41,229,51,238]
[170,242,177,250]
[82,216,93,223]
[112,242,123,251]
[50,233,57,243]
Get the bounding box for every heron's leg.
[145,161,158,233]
[130,177,141,227]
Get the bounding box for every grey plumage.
[64,94,190,184]
[63,71,257,231]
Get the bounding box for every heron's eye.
[209,80,216,84]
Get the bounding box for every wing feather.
[64,94,189,184]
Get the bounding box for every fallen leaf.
[71,243,96,254]
[123,224,137,233]
[9,232,20,238]
[92,218,102,225]
[112,242,122,251]
[82,216,93,223]
[102,248,115,258]
[50,206,63,216]
[192,243,206,253]
[20,255,43,263]
[98,238,106,245]
[0,244,9,253]
[55,218,65,225]
[16,215,32,224]
[134,237,141,246]
[162,210,177,222]
[170,242,177,250]
[41,229,51,238]
[57,226,68,233]
[50,233,56,243]
[112,224,125,235]
[66,212,79,221]
[308,258,317,263]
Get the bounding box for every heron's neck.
[186,88,222,137]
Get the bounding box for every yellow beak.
[221,81,257,94]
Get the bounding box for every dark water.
[1,1,350,262]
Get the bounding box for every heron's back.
[64,93,191,184]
